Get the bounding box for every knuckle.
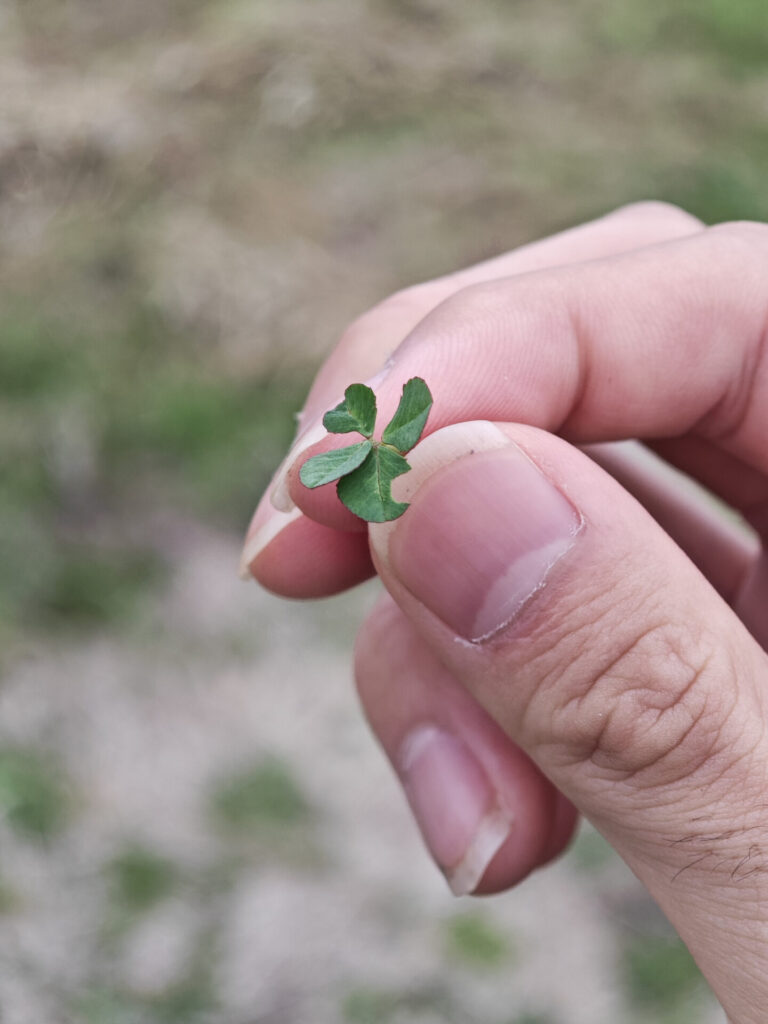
[703,219,768,262]
[434,277,561,336]
[428,279,489,320]
[338,284,436,356]
[690,223,768,441]
[546,615,744,791]
[399,280,502,353]
[613,200,702,231]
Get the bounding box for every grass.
[0,746,70,841]
[107,845,179,915]
[143,972,217,1024]
[506,1015,557,1024]
[655,156,768,224]
[103,366,307,525]
[0,297,307,639]
[443,910,511,970]
[342,983,453,1024]
[342,987,398,1024]
[623,934,707,1013]
[75,989,140,1024]
[600,0,768,74]
[37,547,167,628]
[209,755,312,832]
[207,757,323,874]
[0,877,21,914]
[75,931,217,1024]
[75,975,216,1024]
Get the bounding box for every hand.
[242,203,768,1023]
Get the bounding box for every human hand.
[242,203,768,1022]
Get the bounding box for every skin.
[242,203,768,1022]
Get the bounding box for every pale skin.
[241,203,768,1023]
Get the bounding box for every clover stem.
[378,441,407,456]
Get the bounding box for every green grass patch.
[0,314,83,399]
[0,510,166,637]
[342,983,453,1024]
[0,300,309,534]
[74,989,140,1024]
[103,368,307,526]
[505,1014,557,1024]
[443,910,510,969]
[0,746,70,840]
[661,0,768,74]
[107,845,178,915]
[209,756,311,833]
[0,296,307,641]
[660,160,768,225]
[35,545,167,629]
[75,973,215,1024]
[0,876,21,914]
[623,934,706,1010]
[343,987,398,1024]
[599,0,768,74]
[143,973,216,1024]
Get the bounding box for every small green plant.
[299,376,433,522]
[623,933,705,1010]
[444,910,510,969]
[108,844,178,914]
[210,757,311,832]
[0,747,69,840]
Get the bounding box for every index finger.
[290,223,768,533]
[243,203,702,593]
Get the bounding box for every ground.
[3,0,765,1019]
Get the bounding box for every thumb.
[368,421,768,1024]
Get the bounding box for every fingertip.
[540,794,579,867]
[248,512,374,598]
[289,442,369,532]
[356,596,570,898]
[455,787,577,895]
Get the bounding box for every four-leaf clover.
[299,377,433,522]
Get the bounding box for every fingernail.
[269,420,329,513]
[399,725,511,896]
[239,505,302,579]
[385,427,583,641]
[269,366,393,514]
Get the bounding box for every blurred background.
[2,0,765,1020]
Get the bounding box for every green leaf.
[381,377,433,453]
[337,446,410,522]
[299,440,372,488]
[323,384,377,438]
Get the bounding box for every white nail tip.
[269,472,296,513]
[269,421,329,513]
[445,807,512,897]
[238,507,303,580]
